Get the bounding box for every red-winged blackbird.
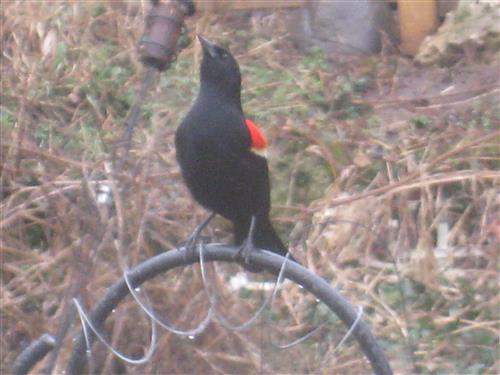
[175,35,296,265]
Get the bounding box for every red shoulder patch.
[245,119,267,150]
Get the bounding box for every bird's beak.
[197,34,217,58]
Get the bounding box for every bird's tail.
[253,216,298,263]
[233,215,299,265]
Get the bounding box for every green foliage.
[242,47,329,121]
[89,45,134,90]
[91,4,106,17]
[161,58,199,121]
[366,115,382,128]
[379,283,403,306]
[25,222,48,250]
[33,125,50,146]
[411,115,433,129]
[0,110,16,129]
[239,288,253,299]
[300,46,328,71]
[63,121,104,159]
[268,310,281,322]
[455,6,472,23]
[333,75,373,119]
[305,301,335,326]
[55,42,68,71]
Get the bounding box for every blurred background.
[1,0,499,374]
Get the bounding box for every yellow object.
[398,0,438,55]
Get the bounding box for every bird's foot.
[179,212,216,261]
[234,216,262,272]
[236,236,254,265]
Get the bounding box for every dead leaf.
[41,29,57,60]
[353,151,372,168]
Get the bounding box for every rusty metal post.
[138,1,192,71]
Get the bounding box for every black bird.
[175,35,296,266]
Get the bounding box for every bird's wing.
[216,140,272,216]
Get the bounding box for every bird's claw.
[179,235,198,261]
[235,236,254,265]
[178,212,216,261]
[234,216,263,272]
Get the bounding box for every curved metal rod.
[11,334,56,375]
[64,244,392,375]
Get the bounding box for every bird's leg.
[235,215,257,265]
[180,212,216,260]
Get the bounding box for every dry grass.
[1,1,499,374]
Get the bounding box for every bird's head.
[198,35,241,98]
